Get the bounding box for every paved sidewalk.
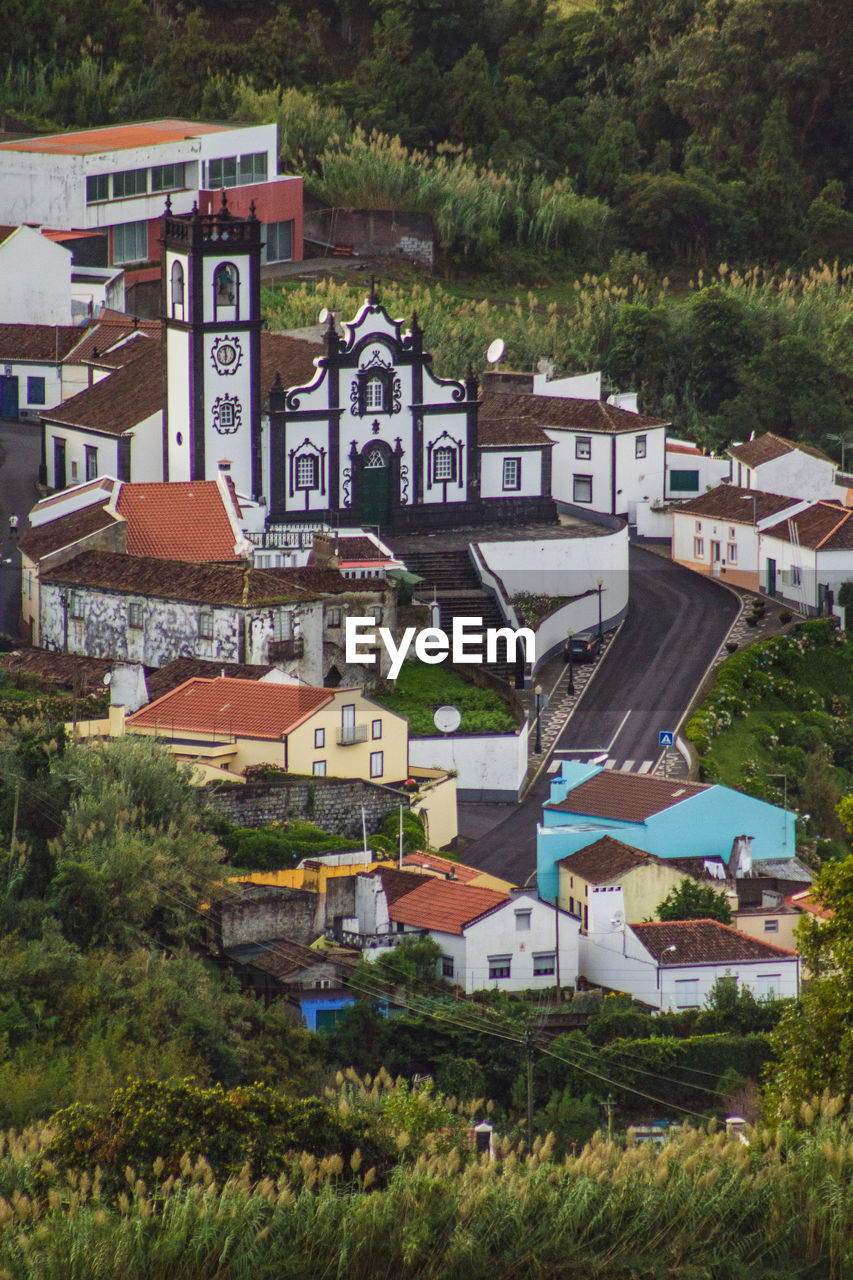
[523,629,619,786]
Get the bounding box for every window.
[669,470,699,492]
[239,152,268,184]
[533,953,556,976]
[219,401,235,430]
[151,163,186,193]
[729,527,736,539]
[313,761,327,777]
[764,919,779,933]
[327,607,342,628]
[365,378,384,411]
[314,728,325,749]
[27,376,45,405]
[694,538,704,558]
[573,474,592,503]
[502,457,521,491]
[199,611,214,639]
[441,955,454,979]
[264,219,293,263]
[635,434,647,459]
[113,168,148,199]
[113,221,148,265]
[372,719,382,740]
[69,593,84,619]
[433,447,457,482]
[86,174,109,204]
[755,972,782,999]
[369,605,383,625]
[85,446,98,481]
[674,978,700,1009]
[791,566,802,586]
[273,610,292,641]
[213,263,239,318]
[575,436,591,460]
[170,261,184,320]
[370,751,384,778]
[127,602,143,629]
[207,156,238,189]
[515,910,531,932]
[727,543,737,564]
[295,454,319,490]
[488,956,512,981]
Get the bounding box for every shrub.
[746,614,759,626]
[725,640,738,653]
[779,609,793,623]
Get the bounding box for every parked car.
[565,633,601,662]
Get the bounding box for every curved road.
[461,546,739,883]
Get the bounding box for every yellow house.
[125,676,408,785]
[557,835,727,929]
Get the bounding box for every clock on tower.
[161,193,262,498]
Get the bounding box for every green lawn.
[373,661,517,736]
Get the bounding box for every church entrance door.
[358,443,392,525]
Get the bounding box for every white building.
[671,484,806,592]
[664,438,730,500]
[759,500,853,613]
[0,226,73,326]
[0,322,86,422]
[727,432,843,503]
[580,887,800,1010]
[0,119,302,271]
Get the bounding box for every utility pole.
[525,1025,537,1148]
[604,1093,615,1142]
[8,779,20,890]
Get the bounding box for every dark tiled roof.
[631,919,797,962]
[479,390,667,434]
[145,657,275,702]
[41,340,163,433]
[65,321,160,367]
[557,836,672,883]
[40,550,367,605]
[373,867,429,903]
[762,501,853,550]
[0,323,85,362]
[18,502,122,560]
[260,333,323,400]
[670,484,796,524]
[389,879,508,935]
[0,647,113,693]
[128,676,333,739]
[546,770,709,823]
[337,536,392,562]
[477,415,555,447]
[728,432,832,468]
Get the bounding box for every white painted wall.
[166,322,191,481]
[614,426,667,519]
[0,228,72,324]
[533,371,601,399]
[546,424,667,518]
[0,358,64,419]
[665,441,730,501]
[480,448,543,499]
[546,427,613,511]
[129,412,165,482]
[44,423,120,489]
[408,721,529,802]
[461,893,580,993]
[732,450,837,502]
[759,534,853,612]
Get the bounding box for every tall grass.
[3,1092,853,1277]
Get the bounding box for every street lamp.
[534,683,543,754]
[567,630,575,696]
[597,578,604,641]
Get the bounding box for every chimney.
[218,458,232,473]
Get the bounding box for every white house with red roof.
[727,432,845,503]
[758,500,853,612]
[581,888,800,1010]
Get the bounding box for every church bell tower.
[161,193,262,498]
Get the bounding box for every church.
[161,199,556,529]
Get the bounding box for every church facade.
[162,201,555,528]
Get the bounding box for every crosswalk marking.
[620,759,635,772]
[605,757,617,769]
[547,760,562,773]
[638,759,654,774]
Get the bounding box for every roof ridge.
[813,506,852,550]
[633,917,798,956]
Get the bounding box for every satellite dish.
[433,704,461,734]
[318,308,329,324]
[103,672,112,686]
[486,338,506,365]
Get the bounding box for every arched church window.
[213,262,239,319]
[365,447,387,469]
[171,260,184,320]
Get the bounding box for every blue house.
[537,763,795,902]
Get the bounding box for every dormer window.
[213,262,239,320]
[171,260,184,320]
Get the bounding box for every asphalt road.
[460,545,739,884]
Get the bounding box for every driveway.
[459,546,739,884]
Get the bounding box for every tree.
[656,879,732,924]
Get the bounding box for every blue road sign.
[659,731,674,747]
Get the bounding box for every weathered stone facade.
[221,885,321,949]
[205,775,409,837]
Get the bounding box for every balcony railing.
[337,724,369,746]
[268,637,304,661]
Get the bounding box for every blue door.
[0,376,19,419]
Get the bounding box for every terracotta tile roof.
[728,432,832,468]
[116,480,242,562]
[0,647,113,693]
[670,483,796,525]
[260,332,322,399]
[762,501,853,550]
[41,340,163,433]
[127,676,334,739]
[0,226,18,246]
[18,502,122,561]
[784,888,833,920]
[0,119,231,155]
[546,769,709,823]
[145,657,275,702]
[631,919,798,963]
[42,549,364,605]
[0,323,85,362]
[402,853,482,884]
[389,878,508,935]
[480,390,667,435]
[557,836,672,883]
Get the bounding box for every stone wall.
[303,205,435,266]
[221,886,320,948]
[205,775,409,837]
